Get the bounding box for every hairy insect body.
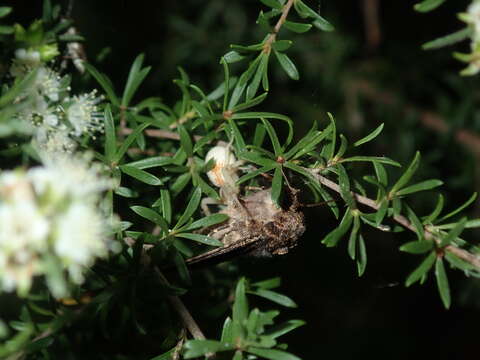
[187,189,306,266]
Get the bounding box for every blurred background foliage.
[3,0,480,359]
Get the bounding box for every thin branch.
[306,168,480,270]
[154,267,206,341]
[263,0,295,52]
[361,0,381,51]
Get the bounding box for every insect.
[186,144,306,267]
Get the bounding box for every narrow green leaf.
[237,164,276,185]
[251,277,281,290]
[113,122,151,162]
[322,209,354,247]
[390,151,421,195]
[223,51,246,64]
[177,123,193,157]
[445,252,476,272]
[233,278,248,326]
[122,54,150,107]
[353,123,384,147]
[240,152,277,167]
[396,179,443,196]
[406,205,425,241]
[435,257,451,309]
[405,251,436,287]
[422,28,470,50]
[221,317,234,343]
[400,241,433,254]
[248,347,301,360]
[228,55,261,109]
[437,193,477,223]
[246,52,269,100]
[265,320,306,339]
[435,219,480,230]
[340,156,400,167]
[155,189,172,224]
[270,167,283,207]
[126,156,172,170]
[272,40,293,52]
[283,20,312,33]
[294,0,334,31]
[375,199,389,226]
[262,118,283,156]
[0,7,12,18]
[130,206,169,233]
[357,235,367,276]
[187,213,229,230]
[274,50,299,80]
[232,92,268,112]
[414,0,446,13]
[348,215,360,260]
[260,0,282,9]
[120,165,163,185]
[249,288,297,308]
[174,187,202,229]
[183,340,234,359]
[84,62,119,105]
[423,194,444,224]
[103,105,116,162]
[171,172,192,196]
[439,217,467,247]
[175,233,223,247]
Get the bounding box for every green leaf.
[405,251,436,287]
[120,165,162,185]
[240,152,277,167]
[294,0,334,31]
[126,156,172,169]
[248,347,301,360]
[228,54,262,108]
[445,252,476,272]
[249,288,297,308]
[177,123,193,157]
[396,179,443,196]
[423,194,444,224]
[260,0,282,10]
[175,233,223,247]
[414,0,446,13]
[353,123,384,147]
[251,277,281,290]
[348,215,360,260]
[84,62,119,105]
[171,172,192,196]
[232,92,268,112]
[400,241,433,254]
[374,198,389,226]
[283,20,312,33]
[183,340,234,359]
[272,40,293,52]
[122,54,151,107]
[221,317,234,343]
[103,105,116,162]
[233,278,248,326]
[223,51,246,64]
[262,118,283,156]
[357,235,367,276]
[246,52,269,100]
[154,189,172,224]
[406,205,425,241]
[422,28,471,50]
[274,50,299,80]
[439,217,467,247]
[187,213,229,230]
[113,122,151,162]
[390,151,421,195]
[174,187,202,229]
[340,156,400,167]
[435,219,480,230]
[0,7,12,18]
[271,167,283,207]
[130,206,169,233]
[435,258,451,309]
[322,209,354,247]
[265,319,306,339]
[437,193,477,223]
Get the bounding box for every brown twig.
[361,0,381,51]
[306,168,480,270]
[263,0,295,53]
[154,267,207,341]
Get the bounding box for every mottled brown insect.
[186,188,306,267]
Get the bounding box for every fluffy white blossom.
[0,154,116,297]
[458,0,480,75]
[66,90,104,137]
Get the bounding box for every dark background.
[4,0,480,359]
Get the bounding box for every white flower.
[0,154,115,297]
[205,145,240,188]
[66,91,104,137]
